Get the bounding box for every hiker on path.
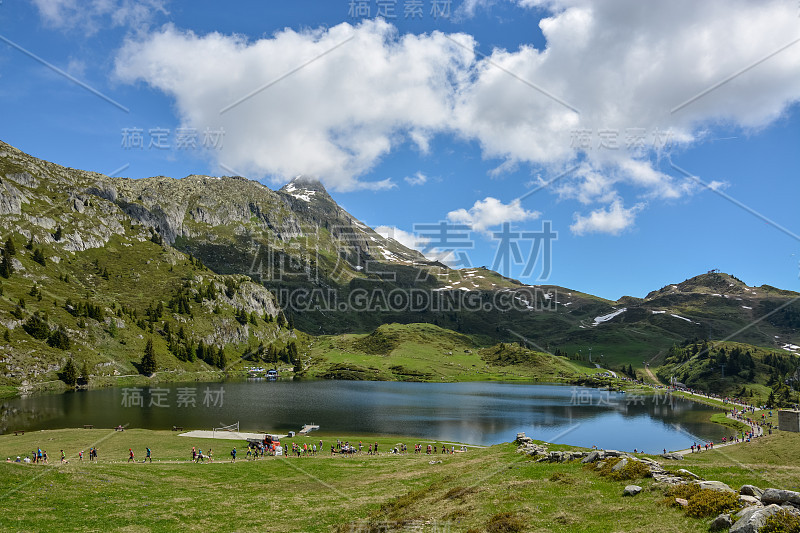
[145,447,152,463]
[128,449,135,462]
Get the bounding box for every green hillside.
[305,323,596,382]
[1,140,799,401]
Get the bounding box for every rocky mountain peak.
[279,175,329,202]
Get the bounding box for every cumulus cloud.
[570,200,642,235]
[374,225,425,251]
[114,0,800,230]
[404,172,428,186]
[31,0,167,33]
[374,225,453,263]
[447,197,540,233]
[115,20,474,191]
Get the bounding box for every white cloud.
[374,225,465,265]
[570,200,642,235]
[114,1,800,227]
[404,172,428,186]
[31,0,167,33]
[374,225,425,251]
[115,20,475,191]
[447,197,540,233]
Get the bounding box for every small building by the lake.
[778,410,800,432]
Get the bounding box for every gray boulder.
[781,504,800,516]
[661,452,684,460]
[709,513,733,531]
[730,504,783,533]
[677,468,701,480]
[761,488,800,506]
[694,480,735,493]
[581,451,602,464]
[738,495,761,507]
[740,485,764,499]
[623,485,642,497]
[612,458,629,472]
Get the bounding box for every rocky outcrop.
[740,485,764,499]
[730,504,784,533]
[660,452,684,461]
[761,488,800,507]
[694,480,735,493]
[709,513,733,531]
[0,177,29,215]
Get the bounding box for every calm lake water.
[0,380,729,453]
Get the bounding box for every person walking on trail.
[230,447,237,462]
[79,450,83,462]
[60,450,67,464]
[128,449,135,462]
[192,447,196,462]
[145,447,152,463]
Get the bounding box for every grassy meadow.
[1,427,798,532]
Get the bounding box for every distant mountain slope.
[0,141,798,388]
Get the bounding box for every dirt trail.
[644,365,661,385]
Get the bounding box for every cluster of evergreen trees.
[22,312,71,350]
[64,298,105,322]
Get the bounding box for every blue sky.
[1,0,799,300]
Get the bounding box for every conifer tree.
[61,359,77,387]
[141,338,157,375]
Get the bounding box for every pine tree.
[23,313,50,340]
[47,327,71,350]
[61,359,77,387]
[4,237,16,256]
[141,338,157,375]
[277,312,286,329]
[53,226,62,241]
[81,361,90,384]
[3,329,10,342]
[0,252,11,279]
[32,248,46,265]
[287,314,295,330]
[216,346,227,369]
[196,340,206,362]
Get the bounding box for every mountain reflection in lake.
[1,381,729,453]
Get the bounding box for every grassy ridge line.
[1,428,798,532]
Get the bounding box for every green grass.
[2,428,798,532]
[304,323,598,383]
[709,413,750,432]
